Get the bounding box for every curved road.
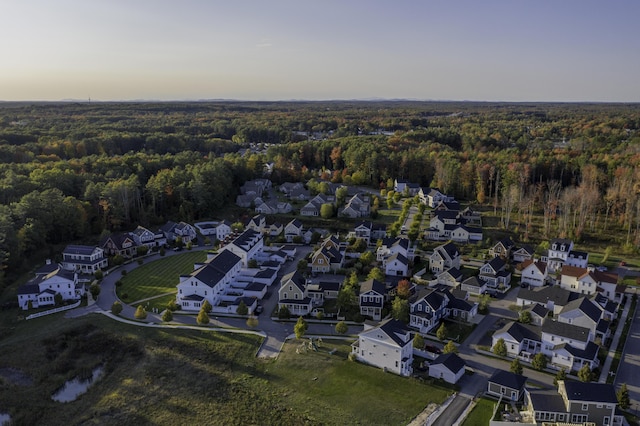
[67,244,362,358]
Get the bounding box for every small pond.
[52,366,104,403]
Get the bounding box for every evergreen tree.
[493,338,507,356]
[162,309,173,322]
[443,340,458,354]
[197,308,210,325]
[134,305,147,320]
[436,323,448,341]
[510,358,523,375]
[111,301,123,315]
[617,383,630,409]
[335,320,348,335]
[236,301,248,315]
[294,316,308,339]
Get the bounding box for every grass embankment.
[117,251,206,306]
[461,397,496,426]
[0,314,451,425]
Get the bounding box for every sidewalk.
[598,295,632,383]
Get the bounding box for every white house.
[544,238,574,273]
[479,257,511,293]
[520,259,548,288]
[278,270,313,316]
[175,250,243,311]
[429,242,460,275]
[359,279,386,321]
[221,229,264,267]
[129,226,157,250]
[384,253,409,277]
[340,193,370,218]
[17,267,80,310]
[284,219,304,242]
[428,353,466,384]
[61,245,108,274]
[351,319,414,377]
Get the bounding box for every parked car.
[255,305,263,314]
[425,345,442,355]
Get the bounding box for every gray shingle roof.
[432,353,465,374]
[488,369,527,390]
[563,381,618,404]
[542,319,591,342]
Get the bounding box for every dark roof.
[514,244,535,255]
[231,229,262,251]
[528,390,567,413]
[569,250,588,258]
[497,237,516,249]
[596,318,610,333]
[560,297,602,323]
[17,283,40,295]
[412,288,446,310]
[438,242,459,259]
[287,218,303,228]
[442,267,462,280]
[182,294,205,301]
[446,296,474,312]
[245,282,267,292]
[63,244,98,255]
[488,369,527,390]
[462,276,484,287]
[208,250,242,273]
[559,341,599,361]
[432,353,465,374]
[542,319,591,342]
[550,238,573,251]
[496,321,541,343]
[485,256,506,271]
[518,286,579,307]
[35,261,59,275]
[530,303,549,318]
[563,381,618,404]
[434,210,459,221]
[281,270,306,291]
[360,279,386,295]
[387,252,408,265]
[377,319,411,347]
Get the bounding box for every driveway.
[614,289,640,409]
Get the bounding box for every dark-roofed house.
[479,256,511,293]
[487,369,527,401]
[176,250,243,311]
[351,319,413,376]
[558,297,603,336]
[523,381,622,425]
[61,245,108,274]
[489,237,516,260]
[436,267,463,288]
[517,285,580,315]
[512,244,535,264]
[359,279,386,321]
[519,259,548,288]
[284,219,304,242]
[526,303,549,326]
[492,321,541,358]
[18,267,80,310]
[278,271,312,316]
[339,193,370,218]
[460,276,487,295]
[429,242,460,274]
[544,238,574,273]
[221,229,264,267]
[100,232,137,258]
[384,252,409,277]
[428,353,466,384]
[409,288,449,334]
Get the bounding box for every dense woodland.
[1,101,640,289]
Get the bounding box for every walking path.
[599,295,632,383]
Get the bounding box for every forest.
[0,100,640,289]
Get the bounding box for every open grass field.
[0,314,451,425]
[117,251,206,303]
[461,397,496,426]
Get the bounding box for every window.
[604,416,610,425]
[582,403,588,411]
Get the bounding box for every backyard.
[461,397,496,426]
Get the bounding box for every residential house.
[512,244,535,264]
[266,222,283,237]
[300,194,335,217]
[305,280,341,308]
[278,182,303,195]
[195,221,233,242]
[519,259,548,288]
[359,279,386,321]
[460,276,487,295]
[487,369,527,401]
[428,353,466,384]
[278,271,313,316]
[492,321,542,358]
[339,193,370,218]
[566,250,589,269]
[559,265,616,296]
[288,187,311,201]
[544,238,574,273]
[161,221,197,244]
[284,219,304,242]
[351,319,414,377]
[479,257,512,293]
[384,253,409,277]
[443,289,478,322]
[130,225,157,250]
[449,224,483,244]
[523,381,621,426]
[246,214,267,234]
[489,237,516,260]
[557,297,606,339]
[541,319,597,371]
[409,288,449,334]
[525,303,549,326]
[436,267,463,288]
[221,229,264,267]
[394,179,409,193]
[100,233,137,258]
[255,199,293,215]
[352,221,387,245]
[459,207,482,227]
[310,236,345,273]
[17,267,80,310]
[61,245,108,274]
[429,242,461,275]
[175,250,243,311]
[517,285,580,315]
[433,200,461,212]
[418,187,454,208]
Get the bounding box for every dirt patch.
[0,367,33,386]
[407,402,438,426]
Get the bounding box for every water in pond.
[52,366,104,403]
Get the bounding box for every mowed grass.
[117,251,206,303]
[267,339,452,425]
[461,397,496,426]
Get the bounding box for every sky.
[1,0,639,102]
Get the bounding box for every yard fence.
[25,300,81,320]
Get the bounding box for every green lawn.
[461,397,496,426]
[269,339,452,425]
[116,251,206,303]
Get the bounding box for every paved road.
[614,289,640,409]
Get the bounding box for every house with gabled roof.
[384,252,409,277]
[519,259,548,288]
[61,245,108,274]
[376,237,412,262]
[429,242,460,275]
[492,321,542,358]
[517,285,580,315]
[284,219,304,242]
[359,279,386,321]
[277,270,313,316]
[460,276,487,295]
[278,182,303,195]
[193,220,233,242]
[511,244,535,264]
[339,193,370,218]
[18,266,81,310]
[479,256,511,293]
[433,200,461,212]
[544,238,574,273]
[525,303,549,326]
[487,369,527,401]
[523,381,622,426]
[130,225,157,250]
[246,214,267,234]
[221,229,264,267]
[351,220,386,244]
[161,221,197,244]
[310,235,345,273]
[176,250,243,311]
[100,232,137,258]
[489,237,516,260]
[351,319,414,376]
[436,267,463,288]
[409,288,449,334]
[300,193,335,217]
[428,353,466,384]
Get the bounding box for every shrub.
[111,301,123,315]
[134,305,147,320]
[197,309,210,325]
[278,306,291,319]
[89,283,101,299]
[121,269,127,277]
[162,309,173,322]
[94,270,104,281]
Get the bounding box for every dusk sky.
[2,0,639,102]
